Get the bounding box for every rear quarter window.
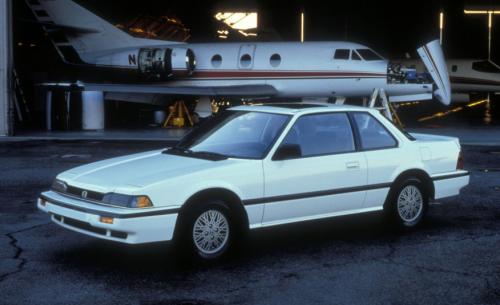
[352,112,398,150]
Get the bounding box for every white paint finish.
[262,152,367,223]
[363,188,390,209]
[419,147,432,161]
[38,196,178,243]
[245,204,265,229]
[40,105,469,244]
[260,206,384,228]
[82,91,104,130]
[0,0,12,136]
[433,174,469,199]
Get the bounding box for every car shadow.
[49,211,426,278]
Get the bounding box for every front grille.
[63,217,107,235]
[65,185,104,201]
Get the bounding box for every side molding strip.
[431,171,469,181]
[243,183,392,206]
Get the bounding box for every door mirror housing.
[272,144,302,161]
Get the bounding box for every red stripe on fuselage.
[181,70,387,79]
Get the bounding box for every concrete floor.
[0,140,499,305]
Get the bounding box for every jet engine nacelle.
[138,47,196,79]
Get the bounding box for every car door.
[350,112,401,209]
[261,112,368,226]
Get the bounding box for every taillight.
[457,151,464,170]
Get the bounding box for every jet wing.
[81,83,278,97]
[417,40,451,105]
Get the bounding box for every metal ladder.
[367,88,404,127]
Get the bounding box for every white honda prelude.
[38,103,469,260]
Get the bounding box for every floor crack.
[0,222,50,283]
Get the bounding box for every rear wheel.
[386,178,428,228]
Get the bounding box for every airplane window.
[351,51,362,60]
[211,54,222,67]
[356,49,383,61]
[240,54,252,68]
[451,65,458,72]
[334,49,350,60]
[270,53,281,67]
[472,61,500,73]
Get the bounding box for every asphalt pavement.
[0,140,499,305]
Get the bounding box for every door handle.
[345,161,360,169]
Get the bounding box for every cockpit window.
[356,49,383,61]
[334,49,350,60]
[351,50,362,60]
[472,60,500,73]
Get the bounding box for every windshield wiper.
[163,147,228,161]
[191,151,228,160]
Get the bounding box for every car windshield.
[173,110,290,159]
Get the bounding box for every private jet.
[25,0,451,117]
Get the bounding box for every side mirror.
[272,144,302,161]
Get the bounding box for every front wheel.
[182,201,233,261]
[386,179,428,228]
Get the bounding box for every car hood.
[58,149,231,192]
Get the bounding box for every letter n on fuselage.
[128,54,137,66]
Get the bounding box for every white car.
[38,104,469,260]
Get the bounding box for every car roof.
[229,103,375,115]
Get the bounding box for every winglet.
[417,40,451,105]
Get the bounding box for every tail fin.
[25,0,170,63]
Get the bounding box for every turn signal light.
[134,196,153,208]
[99,216,114,224]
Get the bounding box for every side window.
[352,113,397,150]
[281,113,355,157]
[334,49,350,60]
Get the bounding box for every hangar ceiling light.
[214,12,258,39]
[215,12,257,30]
[464,9,500,60]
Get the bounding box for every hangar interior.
[1,0,500,137]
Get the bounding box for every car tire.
[385,178,428,228]
[181,200,234,261]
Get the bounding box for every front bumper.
[38,191,179,244]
